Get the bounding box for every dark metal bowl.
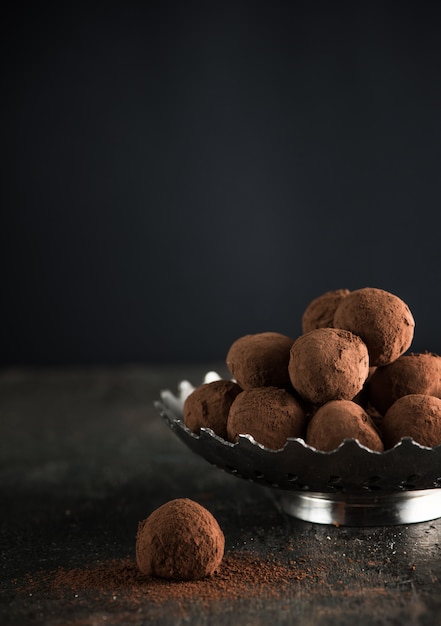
[155,372,441,526]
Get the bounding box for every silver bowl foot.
[271,489,441,526]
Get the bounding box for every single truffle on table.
[306,400,384,452]
[333,287,415,366]
[288,328,370,406]
[183,379,242,440]
[136,499,225,581]
[226,332,294,390]
[301,288,350,334]
[368,353,441,415]
[226,387,306,450]
[381,394,441,449]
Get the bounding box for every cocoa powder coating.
[368,353,441,415]
[136,499,225,581]
[227,387,306,449]
[183,379,242,440]
[381,394,441,449]
[302,288,350,334]
[333,287,415,366]
[288,328,369,406]
[226,332,294,390]
[306,399,384,452]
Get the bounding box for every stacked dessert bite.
[183,288,441,452]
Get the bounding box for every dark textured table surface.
[1,365,440,626]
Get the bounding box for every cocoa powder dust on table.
[12,551,323,611]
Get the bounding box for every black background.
[3,1,441,366]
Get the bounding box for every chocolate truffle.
[136,499,225,581]
[226,332,294,389]
[353,366,378,407]
[381,394,441,449]
[183,379,242,440]
[368,353,441,415]
[301,289,350,334]
[333,287,415,366]
[288,328,369,406]
[226,387,306,450]
[306,400,384,452]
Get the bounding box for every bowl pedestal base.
[270,488,441,526]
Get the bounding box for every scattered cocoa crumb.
[11,551,321,609]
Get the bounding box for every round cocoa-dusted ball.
[306,400,384,452]
[333,287,415,366]
[288,328,369,406]
[183,379,242,440]
[226,332,294,389]
[136,499,225,580]
[381,394,441,449]
[302,289,350,334]
[226,387,306,450]
[368,353,441,415]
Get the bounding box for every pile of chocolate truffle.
[183,287,441,452]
